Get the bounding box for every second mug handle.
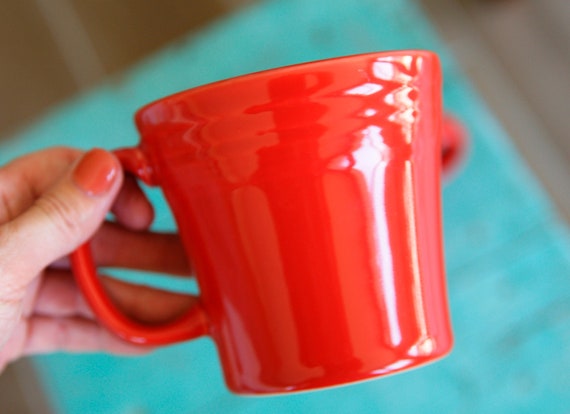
[70,147,210,346]
[441,114,468,176]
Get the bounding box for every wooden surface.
[0,0,250,140]
[420,0,570,224]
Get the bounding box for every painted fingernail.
[72,149,119,196]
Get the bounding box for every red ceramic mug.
[71,50,462,395]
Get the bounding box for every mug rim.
[134,49,437,123]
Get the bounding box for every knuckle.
[0,191,14,223]
[34,191,83,241]
[0,173,31,225]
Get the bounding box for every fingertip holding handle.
[70,147,210,346]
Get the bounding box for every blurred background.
[1,0,569,412]
[1,0,569,223]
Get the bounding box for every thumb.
[1,149,123,287]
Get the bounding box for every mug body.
[135,50,452,394]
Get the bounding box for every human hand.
[0,148,193,371]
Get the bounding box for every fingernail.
[72,149,119,196]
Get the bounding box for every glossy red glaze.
[441,113,468,176]
[71,50,454,394]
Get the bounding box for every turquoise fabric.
[2,0,570,412]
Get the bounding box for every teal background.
[1,0,570,412]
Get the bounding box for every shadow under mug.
[71,50,463,395]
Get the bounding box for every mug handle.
[70,147,209,346]
[441,114,468,176]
